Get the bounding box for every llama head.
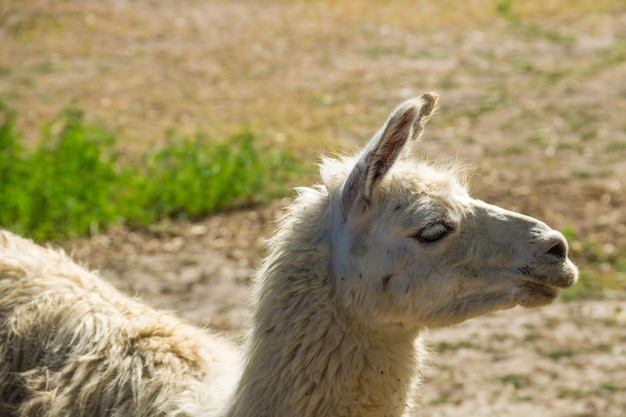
[324,93,578,332]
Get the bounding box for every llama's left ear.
[340,92,438,220]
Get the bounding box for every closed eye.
[409,222,454,244]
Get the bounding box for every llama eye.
[410,222,453,244]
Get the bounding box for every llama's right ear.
[339,93,438,220]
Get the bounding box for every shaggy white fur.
[0,230,240,417]
[0,93,578,417]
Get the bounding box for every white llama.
[0,93,578,417]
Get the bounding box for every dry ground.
[1,0,626,415]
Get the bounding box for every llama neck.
[224,250,421,417]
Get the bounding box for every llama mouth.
[520,279,561,293]
[515,263,578,307]
[516,280,561,307]
[517,265,578,290]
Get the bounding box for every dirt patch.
[421,300,626,417]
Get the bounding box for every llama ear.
[340,92,438,220]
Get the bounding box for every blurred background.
[1,1,625,415]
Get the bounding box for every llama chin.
[0,93,577,417]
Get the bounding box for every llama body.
[0,231,240,417]
[0,93,578,417]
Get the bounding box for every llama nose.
[544,231,568,259]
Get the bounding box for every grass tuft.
[0,100,302,240]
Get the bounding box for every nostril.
[546,241,567,259]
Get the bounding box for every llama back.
[0,230,240,417]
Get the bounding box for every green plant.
[0,100,303,240]
[0,99,26,234]
[18,107,119,239]
[141,130,298,221]
[495,0,516,21]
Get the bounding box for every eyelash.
[409,222,454,244]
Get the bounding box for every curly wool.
[0,230,240,417]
